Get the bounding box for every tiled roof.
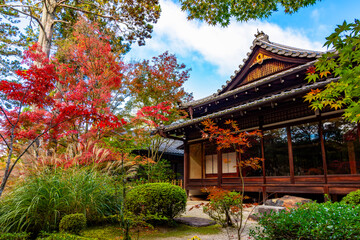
[180,60,316,108]
[181,32,324,109]
[164,77,338,132]
[159,139,184,155]
[220,32,323,92]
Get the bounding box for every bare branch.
[14,85,31,127]
[0,105,14,127]
[7,113,91,176]
[0,133,10,150]
[0,4,41,10]
[59,4,115,19]
[53,19,70,24]
[5,6,45,33]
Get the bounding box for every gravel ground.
[161,201,259,240]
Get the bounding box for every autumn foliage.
[126,51,192,126]
[201,119,263,170]
[0,20,126,195]
[200,119,263,240]
[121,51,193,163]
[1,21,125,146]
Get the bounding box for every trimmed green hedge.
[341,189,360,205]
[0,232,29,240]
[59,214,87,235]
[126,183,186,223]
[250,202,360,240]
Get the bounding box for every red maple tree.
[123,52,193,162]
[0,20,125,196]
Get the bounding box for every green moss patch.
[82,224,222,239]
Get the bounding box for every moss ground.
[81,223,222,239]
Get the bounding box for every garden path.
[160,200,258,240]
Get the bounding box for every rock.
[265,199,284,206]
[265,195,312,210]
[249,205,286,221]
[256,205,286,215]
[174,217,216,227]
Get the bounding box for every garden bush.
[341,189,360,205]
[250,202,360,240]
[202,188,244,227]
[0,168,122,234]
[59,214,87,235]
[136,159,178,182]
[0,232,29,240]
[126,183,186,223]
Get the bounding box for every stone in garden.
[249,205,286,221]
[256,205,286,215]
[174,217,216,227]
[265,195,312,209]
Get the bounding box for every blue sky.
[125,0,360,100]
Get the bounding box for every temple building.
[161,32,360,200]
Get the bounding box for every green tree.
[305,20,360,122]
[180,0,360,123]
[0,11,36,79]
[0,0,161,57]
[179,0,319,27]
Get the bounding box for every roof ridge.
[216,31,324,93]
[259,39,323,53]
[180,60,316,108]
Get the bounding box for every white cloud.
[311,9,320,22]
[127,0,324,78]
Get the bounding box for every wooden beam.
[348,121,358,175]
[286,126,295,184]
[260,130,267,201]
[201,143,204,184]
[348,142,357,174]
[318,121,328,184]
[184,142,189,196]
[158,129,185,141]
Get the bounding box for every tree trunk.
[0,129,14,198]
[38,0,57,57]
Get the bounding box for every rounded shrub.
[126,183,186,223]
[341,189,360,205]
[59,213,86,235]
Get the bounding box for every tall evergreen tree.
[0,0,161,58]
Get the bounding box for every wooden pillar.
[260,130,267,201]
[217,149,222,187]
[184,142,189,196]
[286,126,295,184]
[348,142,357,174]
[201,143,204,183]
[318,121,328,184]
[348,122,358,174]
